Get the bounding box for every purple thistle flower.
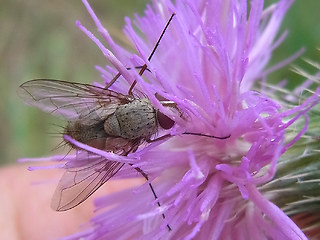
[19,0,320,239]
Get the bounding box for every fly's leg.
[128,163,172,231]
[105,66,151,90]
[106,13,176,95]
[105,72,121,89]
[127,64,147,96]
[127,13,176,96]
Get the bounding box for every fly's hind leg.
[129,163,172,231]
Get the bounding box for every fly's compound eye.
[157,110,175,130]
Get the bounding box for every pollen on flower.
[19,0,320,239]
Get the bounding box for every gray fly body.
[18,79,175,211]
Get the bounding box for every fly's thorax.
[104,98,157,140]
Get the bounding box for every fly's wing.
[18,79,131,123]
[52,138,139,211]
[51,158,125,211]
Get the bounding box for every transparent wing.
[52,137,139,211]
[51,158,125,211]
[18,79,131,123]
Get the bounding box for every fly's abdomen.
[64,120,108,149]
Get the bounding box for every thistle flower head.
[20,0,320,239]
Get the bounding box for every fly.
[19,13,177,231]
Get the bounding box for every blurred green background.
[0,0,319,165]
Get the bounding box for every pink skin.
[0,164,143,240]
